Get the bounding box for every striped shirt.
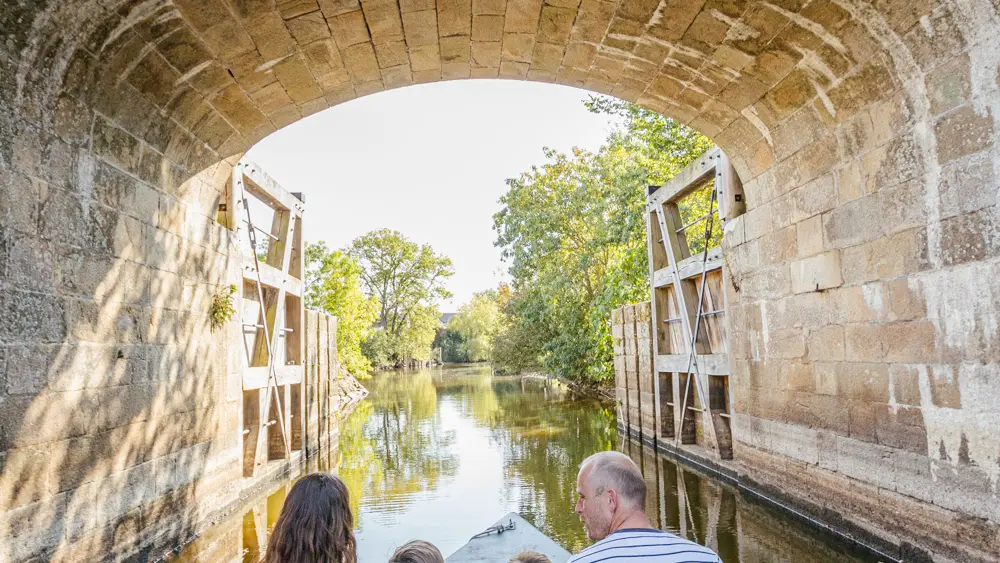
[568,528,723,563]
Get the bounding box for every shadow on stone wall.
[0,151,238,561]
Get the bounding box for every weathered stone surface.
[402,9,438,46]
[934,105,995,165]
[6,1,1000,561]
[791,251,842,294]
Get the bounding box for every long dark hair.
[264,473,357,563]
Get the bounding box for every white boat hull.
[445,513,572,563]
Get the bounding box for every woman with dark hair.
[265,473,357,563]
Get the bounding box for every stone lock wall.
[1,0,1000,561]
[611,302,655,441]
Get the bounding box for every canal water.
[176,364,879,562]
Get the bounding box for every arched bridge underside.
[1,0,999,561]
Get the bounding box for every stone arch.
[1,0,998,561]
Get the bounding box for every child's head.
[509,550,552,563]
[389,540,446,563]
[265,473,356,563]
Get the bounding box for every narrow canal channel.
[177,364,879,562]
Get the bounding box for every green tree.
[492,97,711,382]
[490,284,548,374]
[446,290,501,362]
[305,242,380,377]
[349,229,454,367]
[433,327,467,363]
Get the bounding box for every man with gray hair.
[569,451,722,563]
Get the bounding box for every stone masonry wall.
[1,0,999,562]
[611,303,655,441]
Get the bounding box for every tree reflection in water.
[174,364,881,562]
[338,370,460,529]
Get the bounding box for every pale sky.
[246,79,621,311]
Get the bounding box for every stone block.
[837,435,896,489]
[473,0,506,14]
[502,33,534,62]
[246,11,297,60]
[410,44,442,70]
[472,14,504,41]
[0,169,40,235]
[438,35,469,63]
[437,0,472,36]
[881,321,937,364]
[822,195,882,249]
[342,43,381,82]
[766,418,819,465]
[934,105,994,165]
[847,398,876,443]
[362,0,405,43]
[930,459,996,521]
[304,40,346,75]
[538,5,574,44]
[795,214,823,257]
[373,40,409,68]
[5,344,54,395]
[938,152,996,220]
[174,0,232,31]
[742,264,791,301]
[504,0,542,33]
[925,53,970,116]
[329,10,372,47]
[210,83,268,133]
[273,57,323,102]
[442,61,472,78]
[91,118,141,174]
[471,41,501,67]
[402,9,438,46]
[792,391,849,434]
[806,325,844,362]
[287,10,331,44]
[127,51,181,109]
[773,106,826,162]
[250,82,295,115]
[883,279,923,324]
[760,68,815,124]
[839,227,929,284]
[835,360,890,404]
[64,297,143,344]
[860,133,918,193]
[843,323,888,363]
[873,404,928,455]
[900,6,965,72]
[939,209,992,267]
[320,0,361,16]
[827,55,895,123]
[743,201,771,242]
[531,42,563,72]
[812,360,839,396]
[764,328,806,359]
[783,360,815,392]
[0,492,67,560]
[791,173,837,223]
[877,179,926,236]
[890,449,933,504]
[381,64,413,88]
[791,250,842,294]
[1,289,66,343]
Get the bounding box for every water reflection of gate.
[620,440,879,563]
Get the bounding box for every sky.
[246,79,621,311]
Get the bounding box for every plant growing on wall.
[210,284,238,332]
